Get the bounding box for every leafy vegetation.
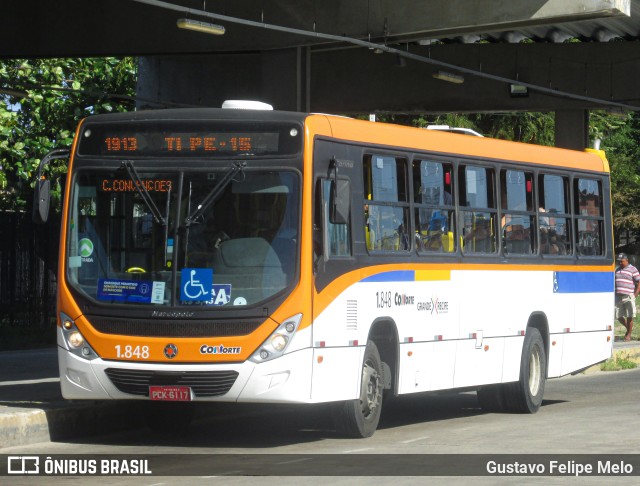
[0,58,136,211]
[600,351,638,371]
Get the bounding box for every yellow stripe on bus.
[415,269,451,281]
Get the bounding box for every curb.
[580,343,640,375]
[0,400,145,449]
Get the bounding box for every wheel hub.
[361,361,382,418]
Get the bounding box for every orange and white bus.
[35,106,614,437]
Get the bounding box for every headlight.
[271,334,288,352]
[68,331,84,348]
[59,312,98,361]
[250,314,302,363]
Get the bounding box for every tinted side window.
[575,178,604,256]
[413,160,456,253]
[538,174,571,256]
[364,155,410,252]
[459,165,497,254]
[500,169,535,255]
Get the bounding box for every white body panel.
[60,268,613,403]
[311,268,613,398]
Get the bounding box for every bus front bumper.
[58,344,316,404]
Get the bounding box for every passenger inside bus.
[540,208,566,255]
[463,214,495,253]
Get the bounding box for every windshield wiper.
[121,160,167,226]
[184,161,246,227]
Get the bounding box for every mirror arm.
[35,148,70,181]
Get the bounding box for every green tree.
[410,110,640,242]
[0,58,137,210]
[590,111,640,243]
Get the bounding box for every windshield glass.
[67,167,299,308]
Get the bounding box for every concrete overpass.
[2,0,640,148]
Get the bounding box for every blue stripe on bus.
[553,271,613,293]
[361,270,415,282]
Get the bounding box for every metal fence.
[0,211,59,348]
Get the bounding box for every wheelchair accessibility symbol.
[181,268,213,302]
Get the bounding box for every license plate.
[149,385,192,401]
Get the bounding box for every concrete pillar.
[555,110,589,150]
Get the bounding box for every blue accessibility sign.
[180,268,213,302]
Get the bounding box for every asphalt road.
[2,367,639,484]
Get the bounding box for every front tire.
[333,340,384,438]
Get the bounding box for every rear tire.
[333,340,384,438]
[503,327,547,413]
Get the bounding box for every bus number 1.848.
[376,291,392,309]
[114,345,150,359]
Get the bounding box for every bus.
[34,106,614,438]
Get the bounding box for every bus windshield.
[66,166,299,308]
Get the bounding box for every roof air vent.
[222,100,273,110]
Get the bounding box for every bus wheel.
[504,327,547,413]
[333,340,383,438]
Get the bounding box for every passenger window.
[364,155,410,252]
[575,178,604,256]
[500,169,534,255]
[413,160,455,253]
[459,165,497,254]
[538,174,571,256]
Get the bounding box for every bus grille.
[87,316,262,337]
[104,368,239,397]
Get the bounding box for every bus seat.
[212,237,286,300]
[419,230,454,252]
[366,226,379,250]
[441,231,454,252]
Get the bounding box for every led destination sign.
[100,179,173,192]
[78,121,301,157]
[103,134,265,154]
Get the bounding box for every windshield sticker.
[68,256,82,268]
[206,284,232,306]
[233,297,247,306]
[98,279,156,303]
[151,281,165,304]
[180,268,213,302]
[79,238,94,263]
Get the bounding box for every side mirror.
[32,178,51,224]
[31,148,69,225]
[330,179,350,225]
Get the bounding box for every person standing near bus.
[615,253,640,341]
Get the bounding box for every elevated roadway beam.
[0,0,631,57]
